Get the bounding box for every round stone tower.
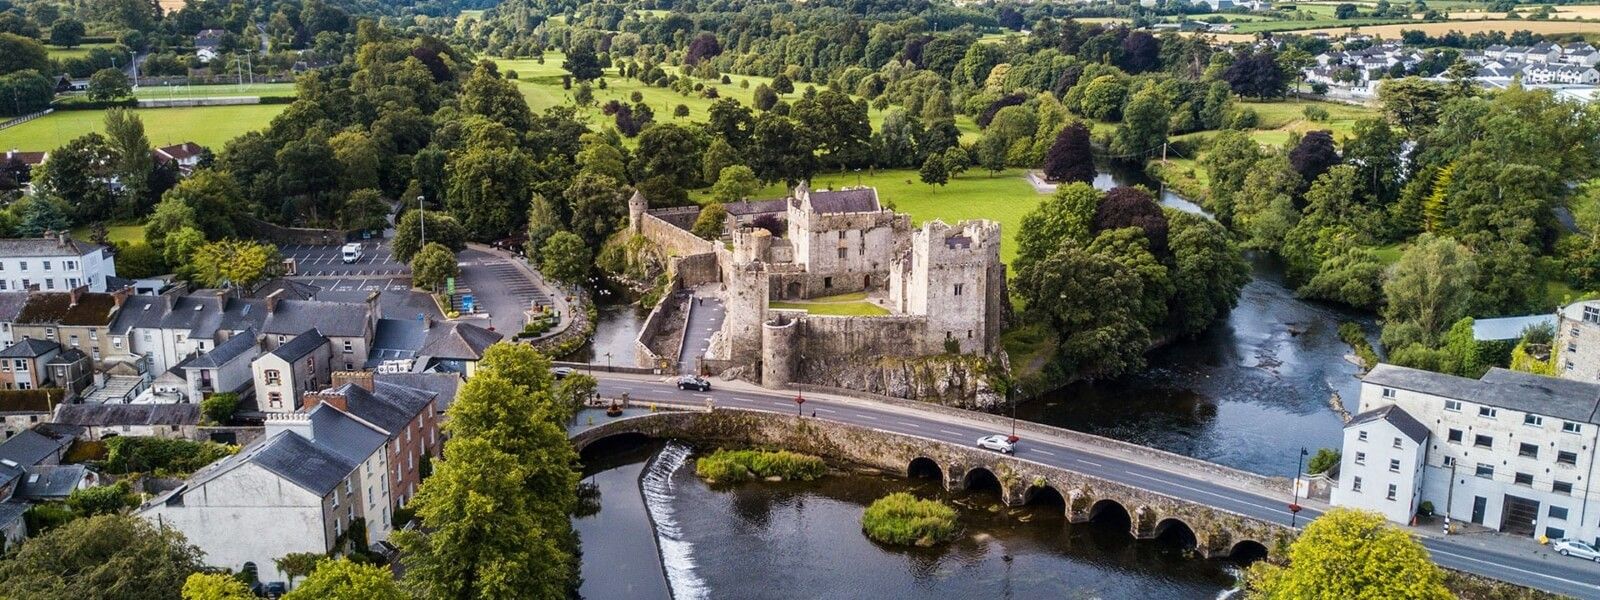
[627,190,648,233]
[761,313,799,388]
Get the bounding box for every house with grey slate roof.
[0,235,116,293]
[251,329,332,413]
[52,402,199,440]
[171,326,260,402]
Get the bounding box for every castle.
[628,183,1006,402]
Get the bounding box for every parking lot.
[281,243,409,278]
[293,277,414,295]
[456,248,553,332]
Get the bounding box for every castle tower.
[890,219,1004,354]
[760,313,799,388]
[627,190,648,233]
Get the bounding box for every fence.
[0,109,52,132]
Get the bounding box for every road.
[587,372,1600,599]
[677,296,724,374]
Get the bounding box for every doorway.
[1471,496,1487,524]
[1500,495,1540,537]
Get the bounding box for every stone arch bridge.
[573,408,1292,560]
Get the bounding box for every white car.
[976,434,1015,454]
[1553,538,1600,562]
[341,243,363,263]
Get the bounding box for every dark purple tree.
[901,36,930,68]
[1043,122,1096,184]
[1119,31,1161,74]
[1093,186,1170,256]
[998,6,1025,31]
[1289,130,1341,197]
[1222,50,1288,99]
[1051,64,1083,97]
[685,33,722,65]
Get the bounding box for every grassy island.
[693,449,827,484]
[861,492,959,547]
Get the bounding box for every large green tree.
[540,231,591,284]
[0,33,49,76]
[283,559,406,600]
[1247,508,1450,600]
[411,242,459,291]
[446,143,533,240]
[0,514,205,599]
[103,109,153,215]
[190,239,280,289]
[1382,233,1479,350]
[1167,210,1250,337]
[392,209,466,261]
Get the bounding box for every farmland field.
[0,104,287,151]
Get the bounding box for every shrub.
[694,449,826,483]
[861,493,959,546]
[1338,322,1378,370]
[104,437,237,477]
[201,392,239,425]
[1303,105,1330,122]
[1306,448,1340,475]
[66,481,136,516]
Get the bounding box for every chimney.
[68,285,87,308]
[111,286,133,309]
[424,317,434,331]
[331,370,374,392]
[302,390,348,413]
[265,289,285,314]
[365,291,382,320]
[58,232,68,247]
[264,411,313,441]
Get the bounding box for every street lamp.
[417,195,426,249]
[604,351,611,372]
[1290,446,1309,528]
[794,391,805,417]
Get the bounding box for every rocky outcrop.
[795,353,1005,411]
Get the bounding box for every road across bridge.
[580,372,1600,599]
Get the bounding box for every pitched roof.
[52,403,199,427]
[155,142,205,162]
[1365,363,1600,424]
[368,318,426,366]
[376,372,461,411]
[0,501,27,528]
[336,381,434,434]
[0,338,58,358]
[418,321,502,361]
[158,294,267,340]
[0,292,29,322]
[2,151,46,166]
[45,348,86,366]
[248,431,355,496]
[0,237,104,258]
[16,292,120,326]
[271,329,328,361]
[724,198,788,216]
[1346,405,1430,443]
[180,328,259,369]
[14,464,87,500]
[806,188,880,214]
[308,404,386,465]
[0,428,74,467]
[264,299,371,338]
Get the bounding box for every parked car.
[552,367,575,379]
[976,434,1015,454]
[676,375,711,391]
[1553,538,1600,562]
[341,242,363,263]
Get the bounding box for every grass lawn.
[47,43,119,61]
[69,222,146,245]
[1241,98,1377,142]
[495,53,980,146]
[750,167,1042,266]
[0,104,286,150]
[770,299,889,316]
[129,82,297,99]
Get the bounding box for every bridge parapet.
[572,409,1293,560]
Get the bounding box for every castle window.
[838,231,847,240]
[837,247,847,259]
[967,330,973,339]
[953,284,963,296]
[824,277,832,289]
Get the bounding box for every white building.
[1335,364,1600,547]
[0,236,116,293]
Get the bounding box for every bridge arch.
[961,466,1003,495]
[1153,518,1198,551]
[1227,539,1270,563]
[576,431,652,459]
[907,457,943,482]
[1086,498,1133,527]
[1022,484,1066,511]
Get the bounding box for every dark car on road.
[676,375,711,391]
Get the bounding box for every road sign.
[446,277,455,296]
[462,294,475,313]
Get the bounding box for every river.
[576,440,1245,600]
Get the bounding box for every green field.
[750,168,1042,266]
[495,53,980,145]
[129,83,297,99]
[47,43,119,60]
[0,104,287,150]
[69,222,146,245]
[770,292,890,316]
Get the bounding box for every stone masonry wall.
[638,212,715,258]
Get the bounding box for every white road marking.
[1127,471,1285,515]
[1075,458,1099,466]
[897,421,921,428]
[814,408,837,414]
[1428,547,1600,590]
[1031,449,1057,457]
[939,429,964,436]
[858,414,877,420]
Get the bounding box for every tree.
[162,227,204,273]
[0,33,49,76]
[103,109,153,214]
[792,90,871,170]
[564,171,628,247]
[0,69,54,117]
[1378,77,1454,134]
[540,231,590,284]
[1043,122,1096,184]
[1079,75,1128,121]
[1288,130,1340,198]
[190,239,280,289]
[706,98,755,150]
[38,133,116,223]
[1298,247,1385,308]
[749,114,816,184]
[274,552,323,588]
[976,132,1008,175]
[329,130,381,194]
[1168,211,1250,337]
[341,189,390,232]
[631,123,705,189]
[1016,182,1101,272]
[446,143,533,240]
[752,84,778,111]
[692,203,727,240]
[771,73,794,94]
[919,153,949,189]
[563,45,603,82]
[1335,3,1361,18]
[710,165,760,203]
[685,33,722,65]
[200,392,239,424]
[66,481,134,515]
[411,242,458,291]
[524,192,562,263]
[1015,238,1151,378]
[392,210,466,262]
[87,68,131,101]
[1093,186,1169,256]
[1382,234,1479,350]
[1247,508,1450,599]
[48,18,84,48]
[160,169,248,240]
[1342,117,1403,204]
[181,573,255,600]
[1112,89,1169,159]
[1222,50,1287,99]
[0,514,204,599]
[1306,449,1340,474]
[460,62,534,132]
[284,559,405,600]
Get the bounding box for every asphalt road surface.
[588,373,1600,599]
[678,296,725,374]
[455,248,551,333]
[283,242,408,278]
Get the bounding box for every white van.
[341,243,363,264]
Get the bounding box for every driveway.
[678,296,724,374]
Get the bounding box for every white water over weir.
[640,441,707,600]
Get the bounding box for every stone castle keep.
[628,183,1008,405]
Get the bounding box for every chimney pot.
[302,390,347,413]
[265,289,285,314]
[331,370,374,392]
[68,285,86,308]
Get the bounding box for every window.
[332,491,339,507]
[1586,305,1600,323]
[68,335,77,348]
[1443,399,1460,411]
[1447,429,1463,443]
[837,247,847,259]
[334,518,341,537]
[1515,472,1534,486]
[264,370,280,385]
[342,340,352,354]
[1358,431,1368,442]
[1558,450,1579,466]
[1389,458,1401,473]
[277,335,286,344]
[1573,326,1583,337]
[88,329,96,341]
[1384,387,1398,399]
[1563,421,1583,434]
[16,382,29,390]
[1386,484,1397,500]
[1519,443,1539,458]
[1526,414,1545,427]
[953,283,963,296]
[1554,480,1574,495]
[1441,455,1455,467]
[1352,476,1362,492]
[1571,342,1580,353]
[43,329,52,340]
[1475,463,1494,479]
[1550,505,1569,520]
[65,278,76,288]
[42,279,51,290]
[268,392,281,409]
[1546,527,1566,539]
[1393,436,1403,449]
[18,261,26,270]
[838,231,847,240]
[1473,434,1493,448]
[823,277,832,289]
[1479,406,1498,419]
[40,261,48,272]
[63,260,74,270]
[112,337,121,349]
[345,480,352,495]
